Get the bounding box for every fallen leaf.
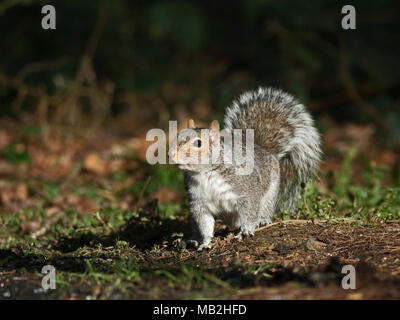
[46,206,59,217]
[109,159,125,172]
[0,160,14,175]
[84,153,107,175]
[347,292,363,300]
[377,151,397,166]
[76,196,99,213]
[21,221,41,234]
[153,188,180,205]
[0,188,13,204]
[0,130,10,150]
[305,237,327,252]
[15,183,28,201]
[127,137,152,161]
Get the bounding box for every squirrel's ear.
[209,120,220,132]
[209,120,220,145]
[188,119,196,128]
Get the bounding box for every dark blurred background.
[1,1,400,300]
[0,0,399,147]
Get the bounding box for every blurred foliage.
[0,0,399,145]
[294,148,400,222]
[3,142,30,164]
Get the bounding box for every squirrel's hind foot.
[179,239,198,249]
[180,239,212,251]
[234,229,255,241]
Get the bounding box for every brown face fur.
[168,119,219,170]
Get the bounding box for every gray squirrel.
[168,87,321,250]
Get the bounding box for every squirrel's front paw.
[234,232,243,241]
[180,239,199,249]
[197,243,211,251]
[234,229,254,241]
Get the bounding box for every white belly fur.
[193,171,239,217]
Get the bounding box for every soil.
[1,220,399,299]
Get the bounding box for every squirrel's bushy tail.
[224,87,322,213]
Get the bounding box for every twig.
[134,176,153,212]
[255,219,316,232]
[54,0,109,125]
[95,211,116,231]
[16,56,70,81]
[302,184,310,218]
[85,0,108,61]
[0,212,17,243]
[59,160,83,192]
[1,211,18,230]
[255,217,357,233]
[31,211,66,239]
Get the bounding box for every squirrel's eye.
[193,139,202,148]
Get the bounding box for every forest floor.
[1,220,400,299]
[0,118,399,299]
